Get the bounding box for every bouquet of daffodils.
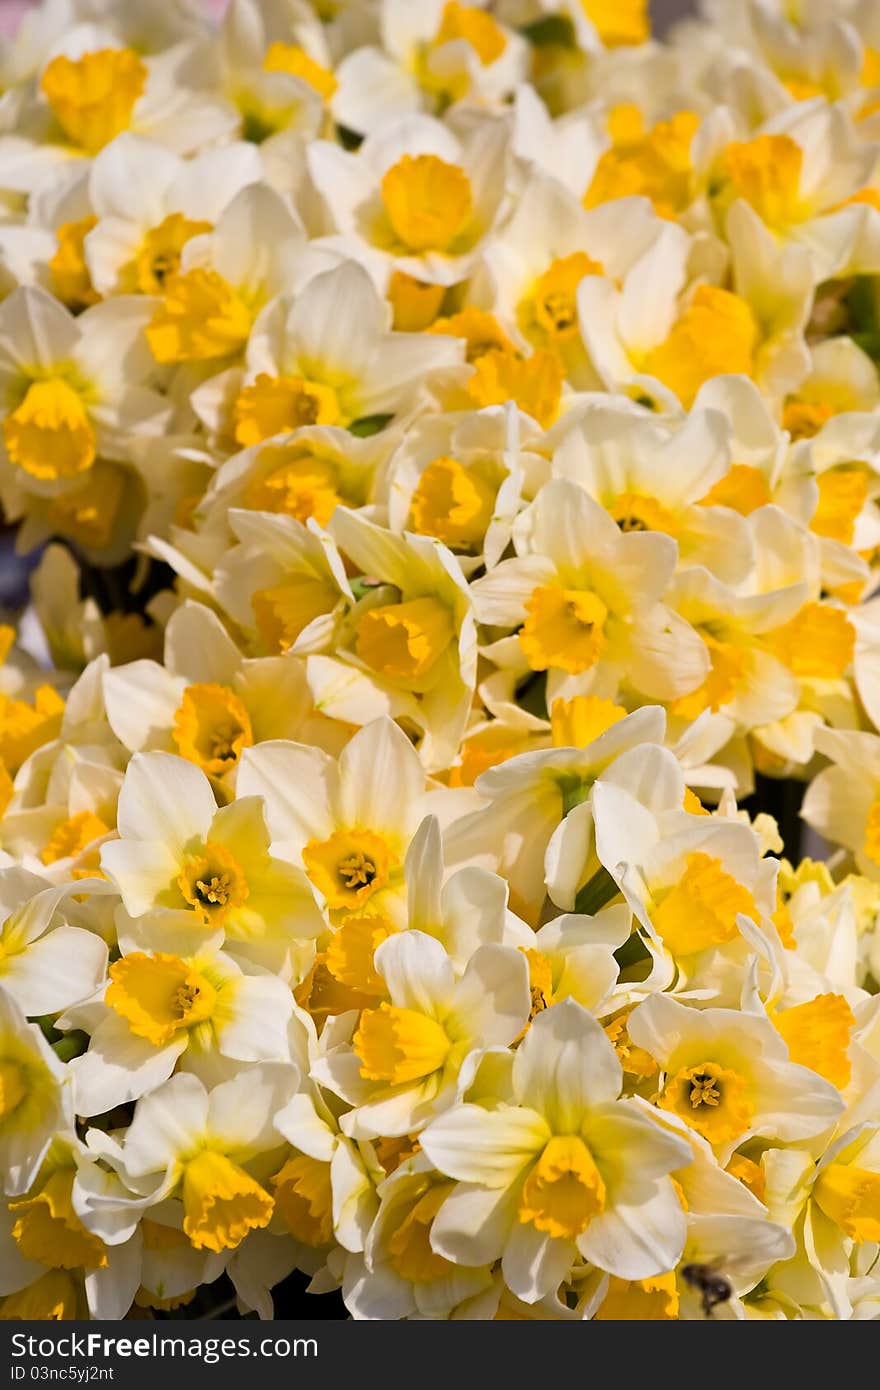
[2,0,880,1323]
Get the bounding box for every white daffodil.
[210,507,352,660]
[342,1152,493,1319]
[100,749,324,969]
[760,1107,880,1319]
[586,1102,795,1319]
[238,716,431,927]
[513,0,652,55]
[549,401,756,583]
[103,598,349,794]
[70,941,294,1116]
[333,0,528,136]
[626,992,843,1162]
[273,1016,378,1257]
[471,477,709,707]
[0,1131,185,1321]
[385,403,539,575]
[308,111,511,287]
[578,209,813,410]
[444,705,673,922]
[0,285,169,524]
[0,985,72,1195]
[591,780,777,995]
[0,655,126,874]
[0,26,236,200]
[324,508,478,769]
[142,181,308,381]
[713,100,880,282]
[199,422,396,538]
[0,867,107,1015]
[209,0,337,153]
[109,1065,299,1254]
[313,928,529,1139]
[421,1000,692,1303]
[201,260,463,446]
[471,169,661,386]
[81,132,263,297]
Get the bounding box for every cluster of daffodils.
[3,0,880,1325]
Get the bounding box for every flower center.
[302,828,395,910]
[699,464,771,515]
[525,253,602,344]
[325,913,395,997]
[244,447,343,525]
[172,683,253,777]
[3,379,95,482]
[519,586,609,675]
[722,134,804,230]
[0,685,65,777]
[50,215,99,310]
[9,1169,107,1271]
[106,951,218,1046]
[609,491,678,535]
[263,42,338,100]
[550,695,627,747]
[466,348,563,427]
[810,465,870,545]
[652,851,757,956]
[767,602,855,679]
[814,1163,880,1243]
[41,810,109,866]
[177,843,249,926]
[433,3,506,64]
[233,373,341,446]
[41,48,146,153]
[135,213,212,295]
[272,1154,335,1246]
[642,286,758,409]
[356,597,454,683]
[584,109,698,218]
[660,1060,754,1145]
[595,1271,679,1320]
[354,1002,451,1084]
[146,268,253,363]
[0,1269,79,1321]
[182,1151,274,1253]
[669,633,746,720]
[409,455,496,549]
[518,1135,606,1240]
[44,462,127,551]
[251,575,339,653]
[387,1180,456,1283]
[774,993,854,1090]
[381,154,473,254]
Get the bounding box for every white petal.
[373,930,455,1016]
[578,1178,686,1279]
[512,999,622,1129]
[115,751,216,851]
[420,1103,548,1187]
[71,1015,183,1117]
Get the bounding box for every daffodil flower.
[100,749,324,969]
[421,999,692,1303]
[0,986,73,1196]
[627,992,843,1161]
[314,928,530,1139]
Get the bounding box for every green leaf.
[521,15,576,48]
[349,413,393,437]
[573,866,620,915]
